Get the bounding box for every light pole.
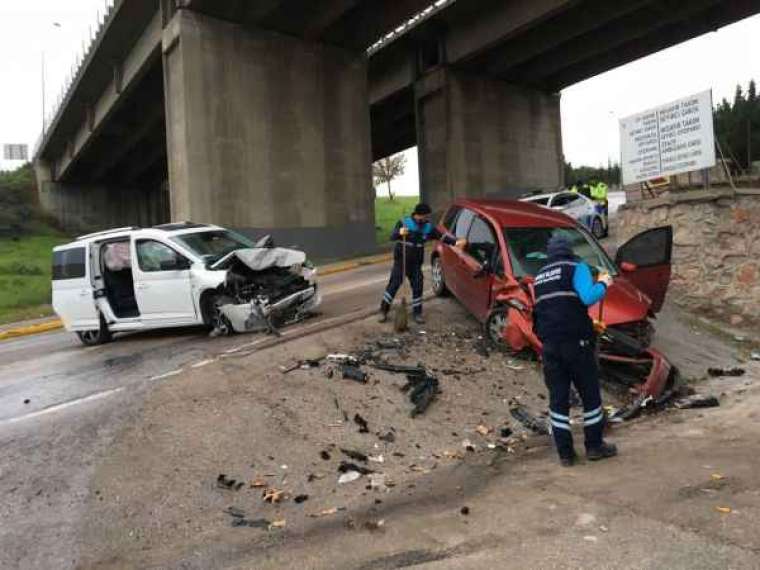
[41,22,62,138]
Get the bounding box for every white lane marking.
[0,387,125,426]
[190,358,216,369]
[148,369,183,381]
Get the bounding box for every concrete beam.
[162,10,375,258]
[55,10,162,181]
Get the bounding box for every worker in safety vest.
[590,180,609,223]
[533,234,618,466]
[378,203,466,324]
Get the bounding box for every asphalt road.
[0,260,397,426]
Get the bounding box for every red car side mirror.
[620,261,638,272]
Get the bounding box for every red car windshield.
[504,227,616,278]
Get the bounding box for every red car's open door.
[615,226,673,313]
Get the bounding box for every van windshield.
[504,226,616,278]
[170,230,256,263]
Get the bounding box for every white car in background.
[520,191,607,238]
[52,223,320,346]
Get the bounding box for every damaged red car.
[431,198,677,400]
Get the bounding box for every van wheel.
[431,255,449,297]
[76,315,112,346]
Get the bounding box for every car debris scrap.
[217,474,245,491]
[707,367,745,377]
[342,364,368,383]
[673,394,720,409]
[509,403,550,436]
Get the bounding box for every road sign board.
[620,90,716,185]
[3,144,29,161]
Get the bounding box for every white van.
[52,223,320,346]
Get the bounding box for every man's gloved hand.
[399,227,409,237]
[455,238,467,249]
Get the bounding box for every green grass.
[0,228,70,324]
[375,196,418,244]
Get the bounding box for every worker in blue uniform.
[378,203,465,324]
[533,234,618,466]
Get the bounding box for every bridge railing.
[33,0,118,160]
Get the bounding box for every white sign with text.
[620,90,716,184]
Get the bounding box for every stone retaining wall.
[617,189,760,328]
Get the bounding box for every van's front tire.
[76,315,112,346]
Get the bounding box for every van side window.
[136,240,185,272]
[52,247,86,280]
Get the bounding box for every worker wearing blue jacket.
[533,234,618,466]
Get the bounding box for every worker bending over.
[533,234,617,467]
[379,203,465,324]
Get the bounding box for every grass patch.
[0,228,70,324]
[375,196,418,245]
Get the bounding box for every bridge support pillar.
[162,10,374,257]
[35,161,169,233]
[415,68,563,216]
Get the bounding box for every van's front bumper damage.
[219,286,321,334]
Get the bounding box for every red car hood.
[590,276,651,326]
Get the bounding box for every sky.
[1,2,760,190]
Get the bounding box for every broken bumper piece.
[599,347,677,399]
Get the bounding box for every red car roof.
[451,197,576,228]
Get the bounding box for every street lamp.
[41,22,62,138]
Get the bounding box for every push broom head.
[393,297,409,332]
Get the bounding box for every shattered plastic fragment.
[354,413,370,433]
[342,364,368,383]
[328,354,360,365]
[711,473,725,481]
[673,395,720,409]
[707,367,745,377]
[338,471,361,484]
[340,449,369,462]
[368,454,385,463]
[269,519,286,530]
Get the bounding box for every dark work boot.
[413,313,425,325]
[587,441,618,461]
[378,310,389,323]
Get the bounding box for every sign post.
[620,90,716,186]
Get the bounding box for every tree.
[0,163,38,235]
[373,153,407,201]
[714,80,760,171]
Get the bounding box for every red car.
[431,198,675,399]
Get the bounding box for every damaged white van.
[51,223,321,346]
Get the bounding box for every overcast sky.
[2,2,760,188]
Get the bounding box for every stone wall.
[617,189,760,328]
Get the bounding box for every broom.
[393,232,409,332]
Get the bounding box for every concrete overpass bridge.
[34,0,760,256]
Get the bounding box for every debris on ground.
[378,431,396,443]
[509,403,550,435]
[340,448,368,462]
[361,519,386,532]
[328,354,360,365]
[262,488,286,503]
[460,506,470,516]
[715,506,732,514]
[674,394,720,409]
[750,351,760,361]
[338,471,362,484]
[293,494,309,504]
[707,367,745,377]
[354,413,369,433]
[338,461,374,475]
[500,427,513,438]
[217,474,245,491]
[224,507,272,530]
[368,454,384,463]
[320,450,331,461]
[250,478,268,488]
[342,364,368,383]
[408,374,439,417]
[23,398,30,404]
[475,424,491,436]
[308,507,346,518]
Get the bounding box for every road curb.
[318,252,393,277]
[0,319,64,341]
[0,252,394,342]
